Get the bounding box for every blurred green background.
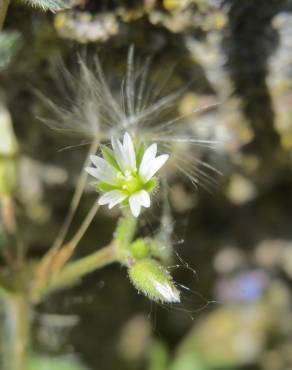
[1,1,292,370]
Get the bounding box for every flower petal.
[141,153,169,182]
[139,143,157,178]
[123,132,136,170]
[85,167,100,179]
[139,190,151,208]
[88,155,118,185]
[98,190,127,209]
[129,190,151,217]
[129,194,142,217]
[111,137,128,172]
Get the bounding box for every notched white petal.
[139,143,157,178]
[85,166,99,179]
[88,155,118,185]
[145,154,169,181]
[98,190,126,208]
[123,132,136,170]
[111,136,128,172]
[129,194,142,217]
[139,190,151,208]
[89,155,102,167]
[129,190,150,217]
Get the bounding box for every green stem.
[0,0,10,29]
[1,294,31,370]
[39,244,117,299]
[114,215,137,263]
[34,215,138,300]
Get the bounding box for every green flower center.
[118,170,144,195]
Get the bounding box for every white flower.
[85,132,169,217]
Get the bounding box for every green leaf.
[170,353,208,370]
[148,340,170,370]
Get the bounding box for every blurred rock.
[54,11,119,43]
[226,174,257,204]
[118,315,151,362]
[213,246,247,274]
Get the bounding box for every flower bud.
[130,239,150,260]
[128,258,180,303]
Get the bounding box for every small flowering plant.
[85,132,169,217]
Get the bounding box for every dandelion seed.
[85,132,169,217]
[41,46,221,190]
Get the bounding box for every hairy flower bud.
[128,258,180,303]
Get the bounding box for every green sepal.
[136,143,145,168]
[101,146,120,170]
[144,178,158,193]
[130,239,151,260]
[96,182,117,192]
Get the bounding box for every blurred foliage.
[0,31,21,70]
[28,356,88,370]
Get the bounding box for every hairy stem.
[34,215,138,301]
[114,214,137,263]
[38,244,117,299]
[1,294,31,370]
[0,0,10,29]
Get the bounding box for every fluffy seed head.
[40,46,221,191]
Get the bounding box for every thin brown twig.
[35,139,99,287]
[0,196,24,268]
[51,139,99,251]
[0,0,10,29]
[50,201,100,273]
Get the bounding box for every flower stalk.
[0,0,10,29]
[36,243,117,300]
[1,293,31,370]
